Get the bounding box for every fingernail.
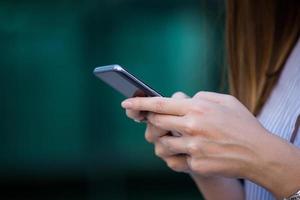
[134,119,141,123]
[121,100,132,108]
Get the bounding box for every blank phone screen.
[95,71,159,98]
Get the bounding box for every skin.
[122,91,300,199]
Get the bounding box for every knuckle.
[148,114,161,127]
[182,117,199,134]
[172,91,185,98]
[134,98,141,108]
[187,158,199,172]
[190,103,206,115]
[189,99,212,115]
[172,91,182,97]
[186,142,200,154]
[151,114,159,124]
[193,91,205,98]
[224,94,237,103]
[188,159,210,175]
[154,98,165,112]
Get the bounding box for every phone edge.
[93,65,162,97]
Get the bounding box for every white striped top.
[245,37,300,199]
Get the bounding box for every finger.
[125,109,146,122]
[160,136,203,155]
[145,123,168,143]
[169,92,189,136]
[121,97,190,116]
[147,113,186,134]
[160,136,189,154]
[164,155,190,172]
[154,141,177,157]
[172,91,189,99]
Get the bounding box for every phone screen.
[94,65,162,98]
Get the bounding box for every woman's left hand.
[121,92,300,198]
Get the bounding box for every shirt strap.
[290,114,300,143]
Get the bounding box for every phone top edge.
[93,64,123,74]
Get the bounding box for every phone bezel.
[93,65,162,97]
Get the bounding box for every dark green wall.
[0,0,224,199]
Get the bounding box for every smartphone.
[93,65,162,98]
[94,65,181,136]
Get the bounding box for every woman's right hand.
[124,92,245,199]
[124,92,245,200]
[125,92,190,173]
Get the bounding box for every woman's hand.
[122,92,263,177]
[124,92,190,173]
[121,91,300,198]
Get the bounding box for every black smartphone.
[93,65,162,98]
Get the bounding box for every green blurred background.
[0,0,224,199]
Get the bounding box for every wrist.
[247,131,300,198]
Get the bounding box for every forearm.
[248,133,300,199]
[191,174,244,200]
